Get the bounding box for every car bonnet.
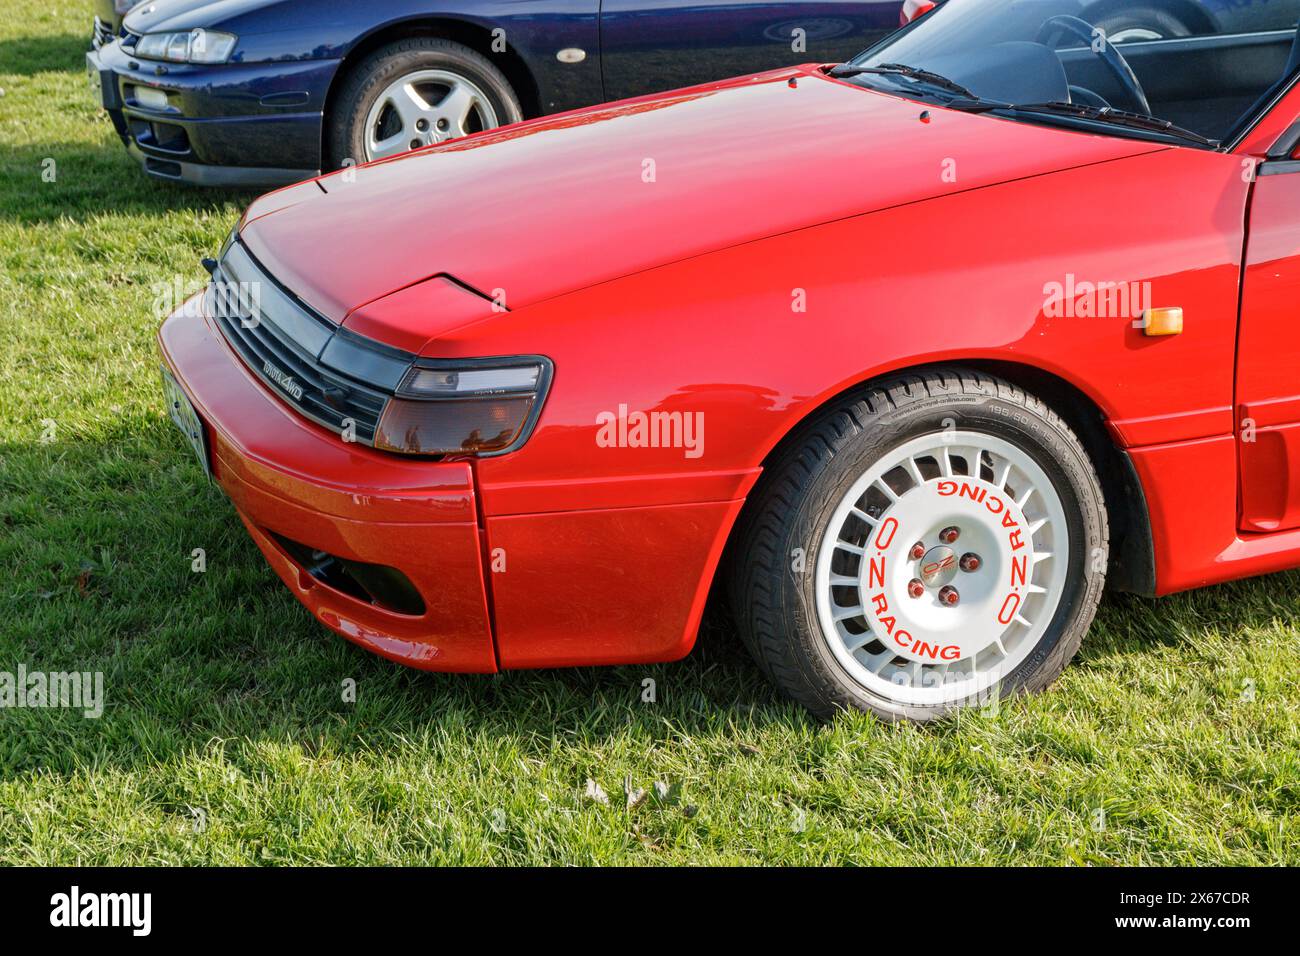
[238,66,1166,342]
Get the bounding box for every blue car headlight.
[135,29,237,64]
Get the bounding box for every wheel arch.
[719,359,1156,602]
[958,359,1155,596]
[320,16,541,165]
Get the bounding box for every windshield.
[842,0,1300,146]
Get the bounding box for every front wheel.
[729,369,1108,721]
[327,37,522,169]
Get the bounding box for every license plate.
[162,367,212,481]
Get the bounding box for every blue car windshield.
[842,0,1300,145]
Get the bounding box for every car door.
[1238,110,1300,532]
[598,0,904,101]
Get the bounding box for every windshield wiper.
[939,97,1012,113]
[1006,102,1219,146]
[829,68,1218,147]
[829,62,979,101]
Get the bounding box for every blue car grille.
[92,16,114,49]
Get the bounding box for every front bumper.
[158,294,498,672]
[89,39,333,187]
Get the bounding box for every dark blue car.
[86,0,1300,187]
[86,0,907,186]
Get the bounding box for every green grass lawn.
[1,2,1297,866]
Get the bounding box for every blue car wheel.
[328,37,523,170]
[1094,5,1195,42]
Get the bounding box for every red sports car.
[159,0,1300,720]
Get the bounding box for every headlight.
[134,29,237,64]
[374,357,553,457]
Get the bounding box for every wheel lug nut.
[938,585,960,606]
[939,526,960,544]
[909,541,926,560]
[907,578,925,599]
[960,553,981,572]
[415,118,429,132]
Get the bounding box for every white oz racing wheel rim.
[814,431,1070,707]
[364,69,499,161]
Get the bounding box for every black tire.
[327,37,522,170]
[1093,6,1194,42]
[727,368,1108,722]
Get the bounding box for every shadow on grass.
[0,33,90,76]
[3,428,1297,780]
[0,431,803,781]
[0,141,259,224]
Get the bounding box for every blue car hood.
[124,0,283,34]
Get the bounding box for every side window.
[1048,2,1300,139]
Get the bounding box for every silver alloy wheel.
[363,69,499,161]
[814,431,1070,707]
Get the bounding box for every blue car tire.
[1094,5,1196,42]
[328,37,524,170]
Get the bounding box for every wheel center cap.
[919,545,958,588]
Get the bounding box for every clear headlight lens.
[135,29,237,64]
[374,357,552,456]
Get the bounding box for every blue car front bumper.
[88,38,339,187]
